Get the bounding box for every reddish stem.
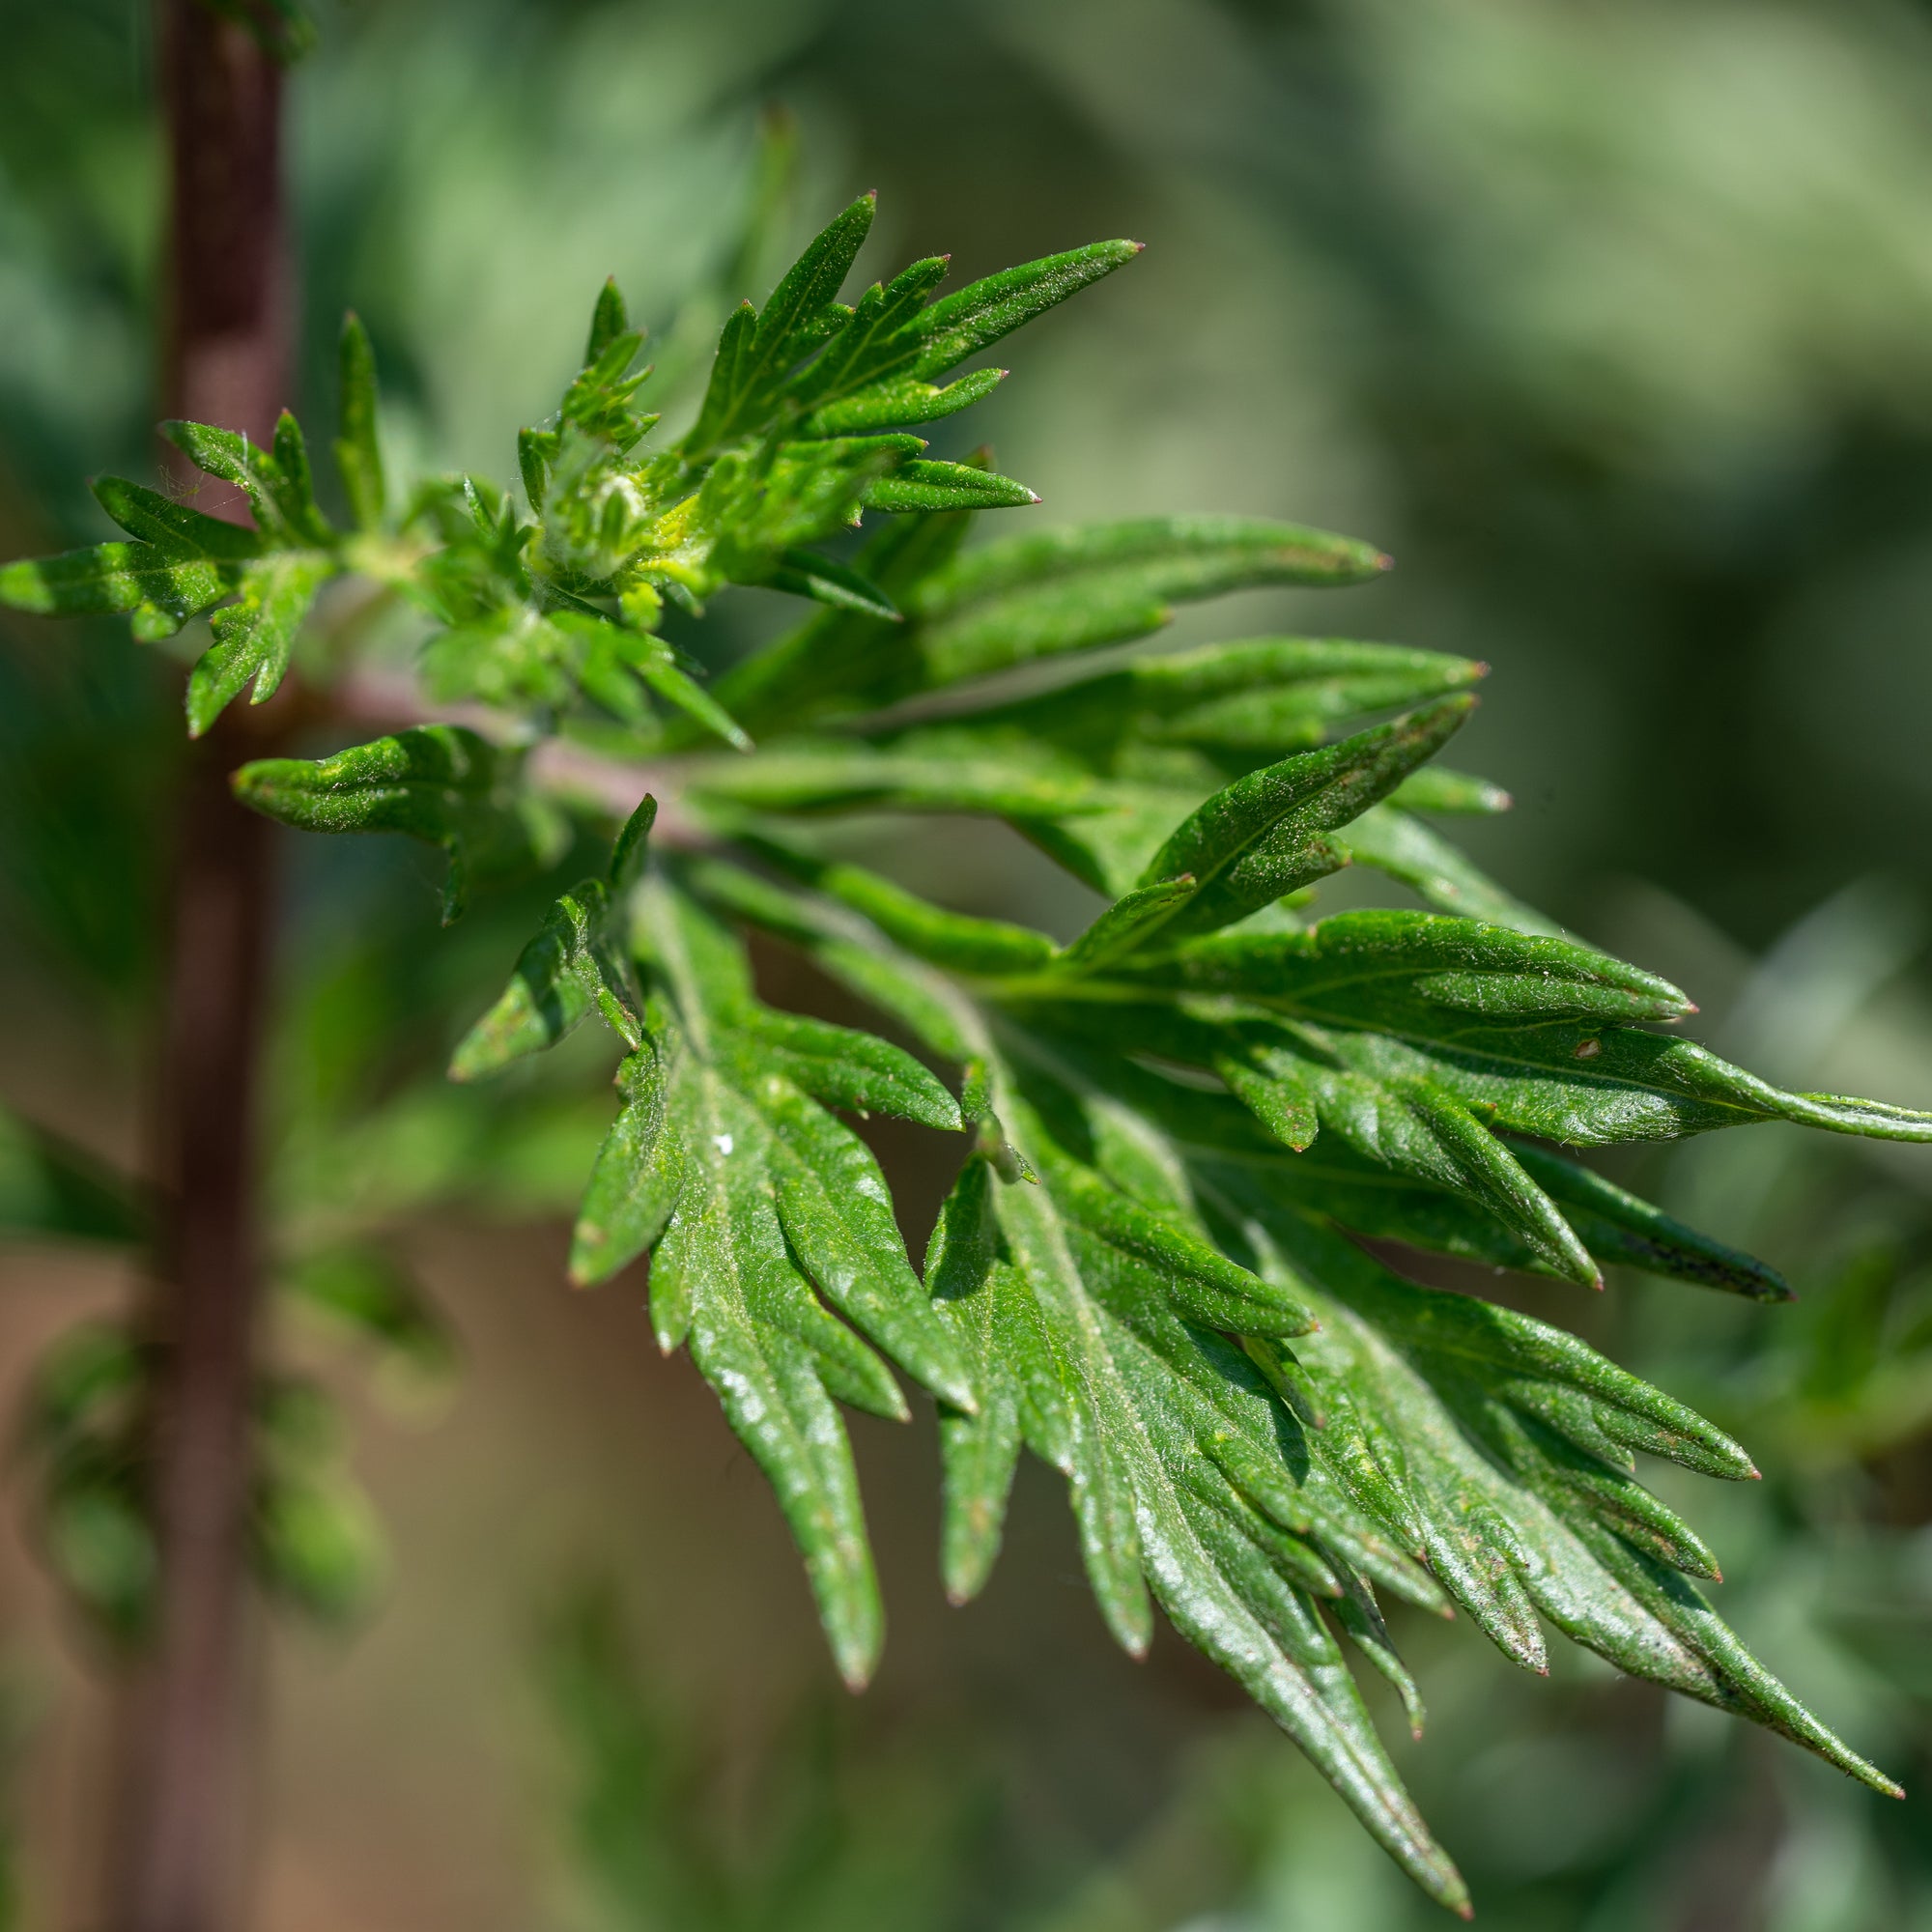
[112,9,290,1931]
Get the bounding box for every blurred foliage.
[538,1587,999,1932]
[4,0,1932,1928]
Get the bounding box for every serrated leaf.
[232,725,570,923]
[741,1065,976,1410]
[575,880,990,1678]
[926,1160,1026,1602]
[1507,1142,1791,1299]
[1219,1132,1791,1301]
[1015,1091,1321,1339]
[1277,996,1932,1147]
[1218,1034,1601,1289]
[738,1007,962,1130]
[924,1122,1469,1912]
[448,877,643,1081]
[649,1059,888,1687]
[685,193,877,455]
[185,551,332,735]
[0,542,241,637]
[1242,1214,1898,1794]
[681,858,987,1066]
[1061,906,1900,1149]
[894,635,1490,775]
[1133,696,1475,942]
[160,416,333,547]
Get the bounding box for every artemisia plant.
[7,186,1928,1913]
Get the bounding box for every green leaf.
[19,1323,156,1642]
[448,877,644,1082]
[1234,1214,1897,1794]
[1213,1133,1791,1300]
[1506,1142,1792,1299]
[737,1063,976,1411]
[253,1466,385,1623]
[802,366,1006,437]
[924,1127,1469,1913]
[335,312,387,531]
[681,858,988,1067]
[906,517,1393,696]
[232,725,570,923]
[160,415,334,548]
[912,240,1143,379]
[609,792,657,891]
[1053,876,1201,976]
[1123,908,1690,1023]
[737,1007,962,1130]
[584,277,631,365]
[0,542,240,638]
[926,1160,1026,1602]
[764,547,900,621]
[862,460,1037,514]
[1133,696,1475,942]
[685,193,877,455]
[1271,993,1932,1148]
[200,0,316,61]
[566,880,983,1677]
[91,475,264,560]
[646,1058,887,1687]
[185,551,333,736]
[742,839,1056,977]
[1009,1065,1321,1339]
[631,652,753,753]
[689,742,1097,819]
[1218,1034,1602,1289]
[1388,766,1512,815]
[701,498,976,735]
[894,636,1488,773]
[252,1380,385,1623]
[570,1040,679,1286]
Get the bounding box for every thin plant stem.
[112,8,291,1930]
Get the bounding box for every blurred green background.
[6,1,1932,1926]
